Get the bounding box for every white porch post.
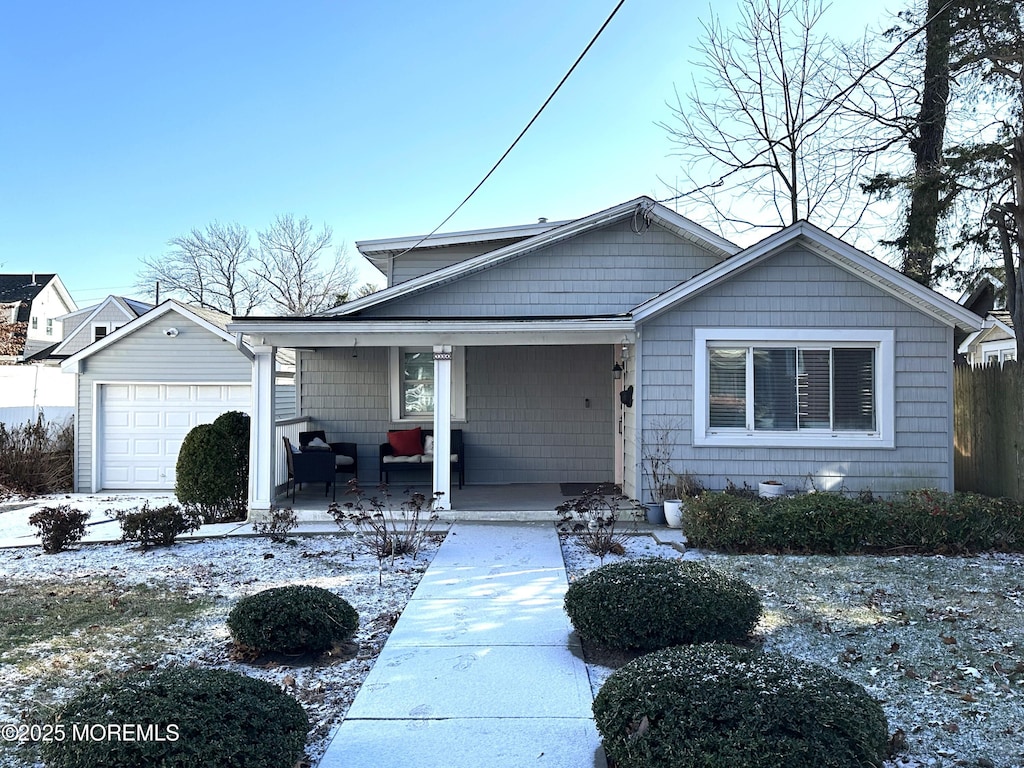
[248,345,276,517]
[432,345,453,511]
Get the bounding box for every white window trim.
[694,329,895,449]
[389,346,466,423]
[92,322,112,342]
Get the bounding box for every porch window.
[402,350,434,417]
[695,329,894,448]
[389,347,466,422]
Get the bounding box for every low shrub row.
[686,489,1024,554]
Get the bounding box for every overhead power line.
[392,0,628,260]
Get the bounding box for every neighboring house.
[956,275,1018,366]
[230,196,984,513]
[0,273,78,425]
[958,311,1017,366]
[0,273,77,360]
[49,295,153,359]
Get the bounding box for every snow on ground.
[4,494,1024,768]
[0,493,441,767]
[561,535,1024,768]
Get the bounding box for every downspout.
[235,333,255,361]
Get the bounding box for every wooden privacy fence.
[954,363,1024,502]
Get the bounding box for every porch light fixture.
[612,362,623,379]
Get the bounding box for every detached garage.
[62,301,255,492]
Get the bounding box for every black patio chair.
[282,436,337,501]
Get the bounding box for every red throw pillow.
[388,427,422,456]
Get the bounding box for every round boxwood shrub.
[40,667,308,768]
[228,585,359,655]
[593,644,889,768]
[174,422,243,523]
[564,557,761,651]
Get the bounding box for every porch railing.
[274,416,312,489]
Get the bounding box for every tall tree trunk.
[1011,135,1024,362]
[902,0,953,286]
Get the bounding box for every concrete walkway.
[318,522,607,768]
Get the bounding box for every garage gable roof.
[61,300,246,370]
[632,220,984,333]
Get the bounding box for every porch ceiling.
[228,317,636,348]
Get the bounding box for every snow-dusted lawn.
[562,537,1024,768]
[3,492,1023,768]
[0,500,439,768]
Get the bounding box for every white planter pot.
[663,499,684,529]
[758,481,786,498]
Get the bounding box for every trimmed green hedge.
[228,585,359,654]
[686,489,1024,554]
[41,667,308,768]
[593,644,889,768]
[563,558,761,651]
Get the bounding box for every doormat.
[559,482,620,496]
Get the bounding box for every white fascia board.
[228,317,637,348]
[957,329,984,354]
[324,197,739,319]
[356,220,569,256]
[633,221,985,333]
[62,301,245,370]
[46,275,78,313]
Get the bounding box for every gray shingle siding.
[390,239,528,285]
[361,221,724,318]
[636,246,954,497]
[299,344,614,485]
[60,303,134,356]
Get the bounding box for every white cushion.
[383,454,421,464]
[335,455,355,467]
[289,443,301,454]
[421,453,459,463]
[309,437,329,448]
[424,435,434,454]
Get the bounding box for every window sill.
[695,432,894,449]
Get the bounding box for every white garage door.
[100,383,251,490]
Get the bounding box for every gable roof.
[61,299,248,370]
[0,273,57,305]
[958,311,1015,354]
[50,295,153,357]
[320,197,740,318]
[631,220,984,333]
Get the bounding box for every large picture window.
[695,330,894,448]
[389,347,466,422]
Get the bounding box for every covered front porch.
[230,316,638,519]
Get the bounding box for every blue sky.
[1,0,895,307]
